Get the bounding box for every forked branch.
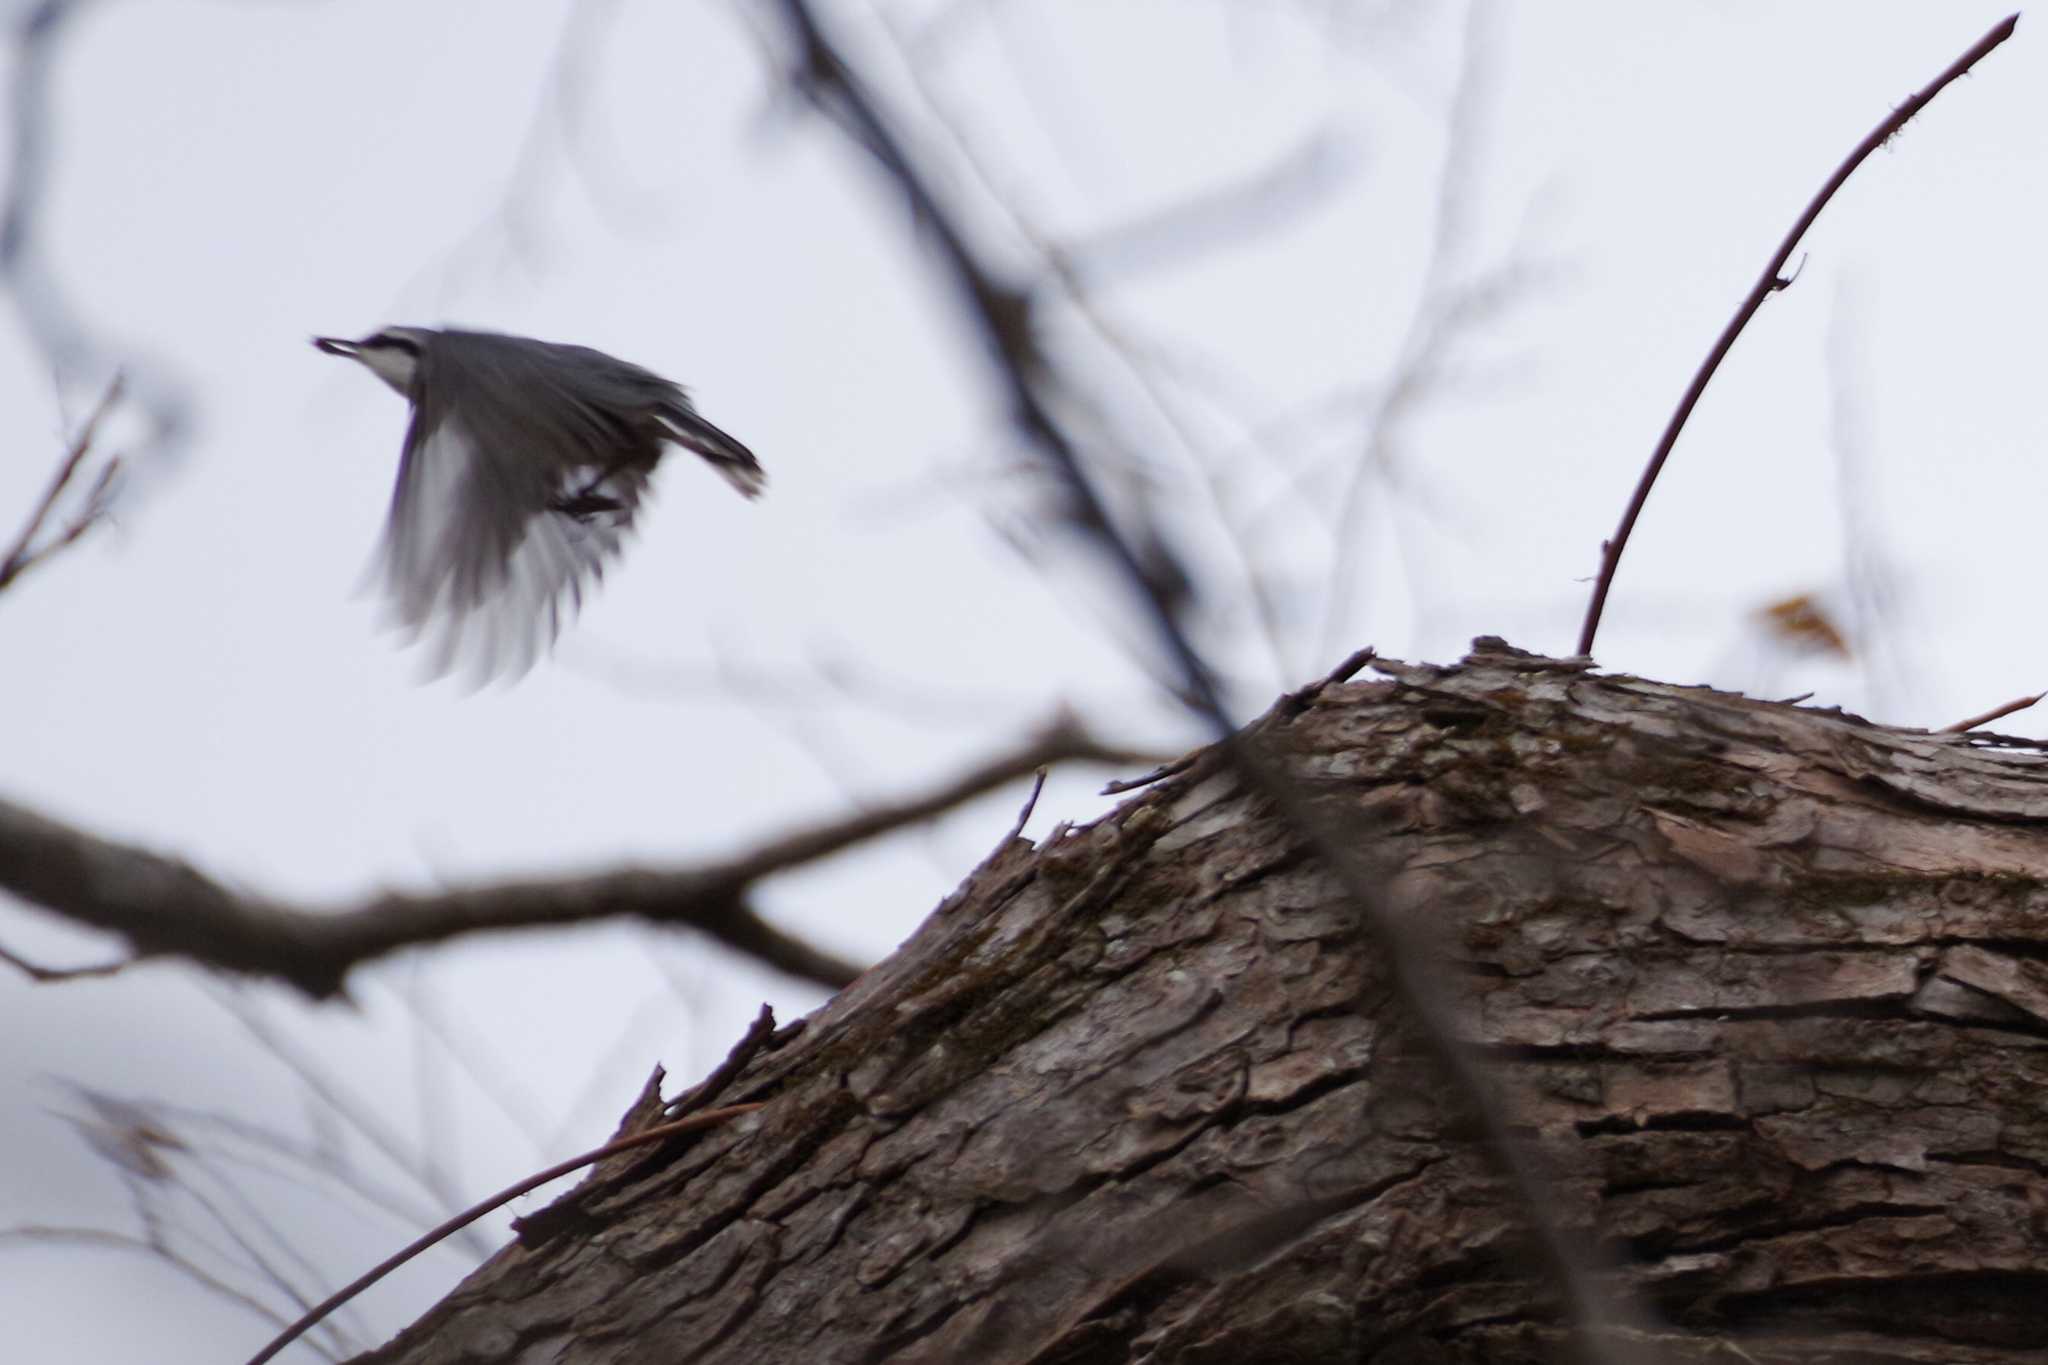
[0,374,123,593]
[0,716,1146,997]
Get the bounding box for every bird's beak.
[312,336,358,357]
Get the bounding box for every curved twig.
[1575,13,2018,659]
[241,1103,765,1365]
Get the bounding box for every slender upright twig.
[1575,14,2017,659]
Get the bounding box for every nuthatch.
[315,326,763,681]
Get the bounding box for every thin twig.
[1289,645,1378,712]
[0,942,125,982]
[0,1225,305,1345]
[1943,692,2045,734]
[567,637,1059,726]
[1100,752,1200,795]
[4,5,189,471]
[714,716,1151,885]
[1574,14,2018,659]
[210,992,496,1260]
[240,1103,765,1365]
[866,2,1301,682]
[96,1083,478,1268]
[1318,0,1499,663]
[1004,768,1048,844]
[0,373,122,592]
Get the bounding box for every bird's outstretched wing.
[376,407,648,685]
[369,330,759,684]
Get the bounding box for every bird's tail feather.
[657,406,766,500]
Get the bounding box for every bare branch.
[1318,0,1508,662]
[3,5,189,471]
[0,374,123,593]
[242,1101,767,1365]
[0,1225,307,1348]
[207,991,498,1259]
[866,2,1311,683]
[1055,130,1351,290]
[1001,767,1047,845]
[0,941,125,982]
[566,636,1062,726]
[393,0,649,311]
[1575,13,2018,659]
[1944,692,2045,735]
[0,718,1147,997]
[1098,752,1200,796]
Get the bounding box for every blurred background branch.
[0,373,122,593]
[3,1,189,482]
[0,714,1146,996]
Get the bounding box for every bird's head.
[313,327,434,398]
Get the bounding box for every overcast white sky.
[2,2,2042,1359]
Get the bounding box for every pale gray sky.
[1,3,2040,1359]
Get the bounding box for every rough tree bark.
[353,639,2048,1364]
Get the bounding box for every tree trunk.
[355,639,2048,1364]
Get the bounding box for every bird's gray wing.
[376,403,650,685]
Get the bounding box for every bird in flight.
[315,326,764,683]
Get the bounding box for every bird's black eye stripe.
[366,333,422,356]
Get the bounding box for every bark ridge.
[359,641,2048,1364]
